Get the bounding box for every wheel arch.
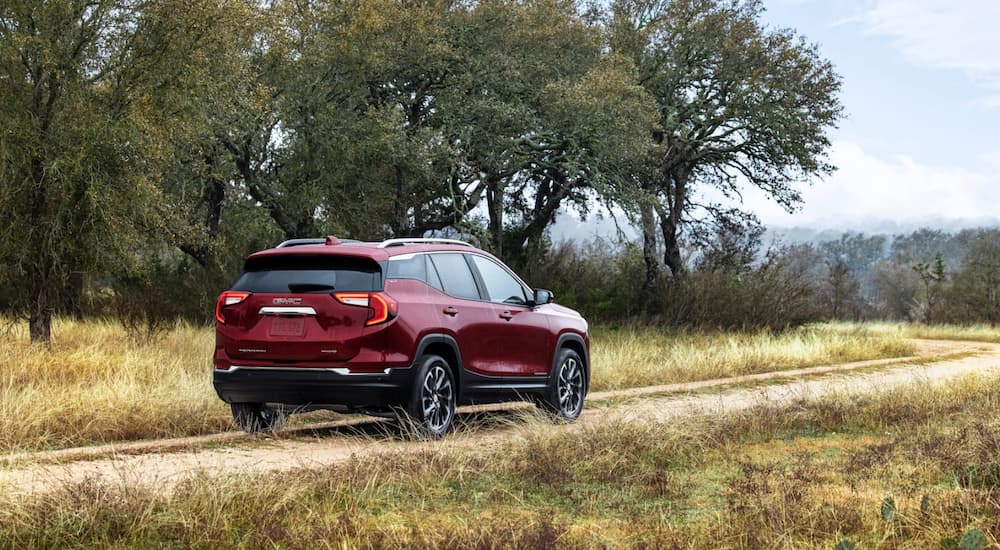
[553,332,590,394]
[414,333,464,398]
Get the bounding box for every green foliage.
[959,528,987,550]
[880,496,896,522]
[3,0,929,335]
[523,238,646,320]
[948,233,1000,323]
[0,0,663,335]
[525,237,824,328]
[0,0,253,342]
[833,539,857,550]
[609,0,843,277]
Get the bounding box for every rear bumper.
[213,365,415,409]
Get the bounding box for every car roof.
[245,239,498,264]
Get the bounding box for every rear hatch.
[219,254,383,362]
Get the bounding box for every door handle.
[499,310,513,320]
[443,306,459,316]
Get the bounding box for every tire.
[404,354,456,439]
[231,403,288,433]
[538,348,586,422]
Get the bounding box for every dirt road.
[2,338,998,497]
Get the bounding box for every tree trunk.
[639,194,659,296]
[486,177,503,260]
[68,271,85,321]
[655,201,686,278]
[29,277,52,346]
[28,151,53,345]
[656,168,688,278]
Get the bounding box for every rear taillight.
[215,291,251,324]
[334,292,398,326]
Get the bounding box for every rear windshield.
[231,255,382,293]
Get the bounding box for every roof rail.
[377,238,473,248]
[276,237,361,248]
[277,238,327,248]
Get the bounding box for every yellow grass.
[0,319,915,453]
[3,372,999,547]
[819,320,1000,343]
[588,325,914,390]
[0,318,230,453]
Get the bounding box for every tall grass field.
[0,319,915,453]
[2,369,998,547]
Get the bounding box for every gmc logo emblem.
[272,298,302,305]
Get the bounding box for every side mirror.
[533,288,554,306]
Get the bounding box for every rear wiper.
[287,283,336,292]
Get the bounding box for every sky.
[735,0,1000,230]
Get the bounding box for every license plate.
[269,316,305,337]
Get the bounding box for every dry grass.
[588,325,914,390]
[819,321,1000,343]
[0,318,231,453]
[0,319,914,453]
[3,371,1000,547]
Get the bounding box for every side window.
[387,255,426,280]
[389,254,445,291]
[470,255,527,305]
[424,255,444,291]
[429,253,481,300]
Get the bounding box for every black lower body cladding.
[213,366,415,410]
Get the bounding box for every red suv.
[213,237,590,437]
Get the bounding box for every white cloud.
[980,151,1000,168]
[746,141,1000,227]
[862,0,1000,98]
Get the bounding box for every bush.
[651,252,824,330]
[523,238,646,321]
[524,238,824,329]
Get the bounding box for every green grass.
[0,319,915,453]
[3,373,999,547]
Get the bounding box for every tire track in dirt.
[1,338,996,497]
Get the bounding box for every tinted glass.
[424,256,444,291]
[429,254,480,300]
[232,255,381,293]
[471,255,527,305]
[387,255,426,280]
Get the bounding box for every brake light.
[215,291,250,324]
[334,292,398,326]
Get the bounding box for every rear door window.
[232,255,381,293]
[429,253,481,300]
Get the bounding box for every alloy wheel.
[420,364,454,432]
[557,356,584,416]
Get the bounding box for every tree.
[0,0,254,344]
[872,259,920,320]
[819,232,886,303]
[438,0,657,262]
[950,233,1000,324]
[693,210,764,274]
[825,258,859,319]
[912,253,946,323]
[145,0,655,283]
[889,228,968,272]
[608,0,843,282]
